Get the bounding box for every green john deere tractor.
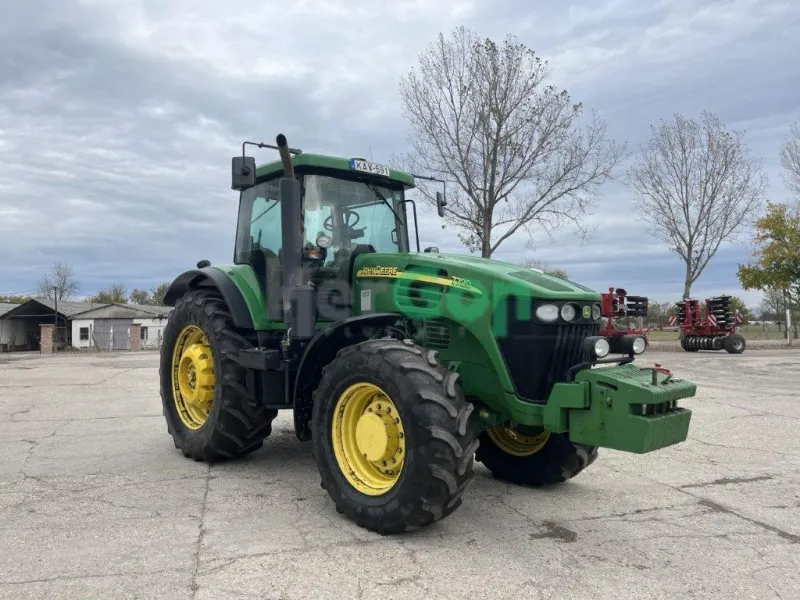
[160,134,697,533]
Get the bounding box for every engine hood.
[356,252,601,301]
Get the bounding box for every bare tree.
[780,121,800,196]
[519,257,569,279]
[37,262,79,300]
[399,27,626,257]
[626,112,767,298]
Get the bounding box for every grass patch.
[647,324,794,342]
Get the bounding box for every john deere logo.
[582,306,591,319]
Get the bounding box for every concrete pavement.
[1,349,798,599]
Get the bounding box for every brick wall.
[40,324,54,354]
[130,324,142,351]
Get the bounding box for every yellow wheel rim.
[332,382,405,496]
[171,324,216,430]
[487,426,550,457]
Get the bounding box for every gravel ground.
[1,348,798,600]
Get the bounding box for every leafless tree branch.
[37,262,79,300]
[626,111,767,298]
[399,27,627,257]
[780,121,800,197]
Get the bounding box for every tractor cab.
[231,150,418,321]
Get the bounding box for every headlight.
[592,304,601,321]
[620,335,647,355]
[594,338,611,358]
[582,336,610,359]
[535,303,559,323]
[560,304,577,321]
[619,335,647,354]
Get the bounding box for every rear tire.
[723,333,746,354]
[476,428,598,487]
[159,290,278,462]
[311,338,478,533]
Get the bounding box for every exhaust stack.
[276,133,316,342]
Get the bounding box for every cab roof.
[255,153,416,189]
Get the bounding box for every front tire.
[159,290,278,462]
[311,338,478,533]
[475,427,598,487]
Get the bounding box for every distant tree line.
[0,262,171,306]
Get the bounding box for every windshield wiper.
[364,183,404,226]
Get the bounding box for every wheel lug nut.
[398,432,404,438]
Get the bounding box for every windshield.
[303,174,407,264]
[234,174,407,268]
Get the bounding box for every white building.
[0,299,172,352]
[70,303,172,350]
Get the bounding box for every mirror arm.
[242,140,302,157]
[397,199,420,252]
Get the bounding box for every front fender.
[163,267,254,330]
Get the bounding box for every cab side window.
[235,179,281,262]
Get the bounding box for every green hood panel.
[380,253,600,300]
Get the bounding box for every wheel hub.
[171,324,216,430]
[355,405,400,463]
[178,343,214,409]
[331,383,406,496]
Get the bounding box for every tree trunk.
[683,260,692,299]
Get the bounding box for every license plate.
[350,159,390,178]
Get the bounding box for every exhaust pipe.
[276,134,295,179]
[276,134,316,342]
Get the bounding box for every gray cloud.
[0,0,797,310]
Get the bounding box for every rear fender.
[164,267,254,330]
[292,313,404,441]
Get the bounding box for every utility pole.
[52,285,60,353]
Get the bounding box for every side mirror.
[232,156,256,191]
[436,191,447,218]
[424,246,439,253]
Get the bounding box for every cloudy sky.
[1,0,798,308]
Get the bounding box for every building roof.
[0,303,17,317]
[0,299,173,321]
[34,299,108,316]
[72,303,173,320]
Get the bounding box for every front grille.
[494,297,600,402]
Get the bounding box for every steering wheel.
[323,211,360,232]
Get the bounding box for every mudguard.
[163,267,254,330]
